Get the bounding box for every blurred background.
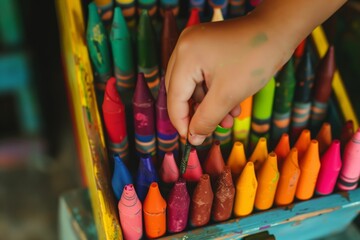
[0,0,359,239]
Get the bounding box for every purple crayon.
[156,77,179,160]
[133,73,157,164]
[316,140,342,195]
[167,178,190,233]
[337,128,360,191]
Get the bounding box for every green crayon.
[214,125,232,160]
[271,58,296,145]
[86,2,112,92]
[110,7,135,92]
[137,10,160,98]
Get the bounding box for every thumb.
[188,85,237,145]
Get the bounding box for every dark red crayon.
[203,140,225,185]
[161,9,179,72]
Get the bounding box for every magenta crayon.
[167,178,190,233]
[337,128,360,190]
[182,148,203,182]
[156,77,179,160]
[118,184,143,240]
[316,140,342,195]
[133,73,157,162]
[159,152,180,183]
[136,154,159,201]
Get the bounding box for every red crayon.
[102,77,129,164]
[159,152,179,183]
[167,178,190,233]
[182,148,203,182]
[337,128,360,190]
[186,8,201,27]
[133,73,156,161]
[316,140,342,195]
[340,120,354,154]
[203,140,225,185]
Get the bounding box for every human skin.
[165,0,347,146]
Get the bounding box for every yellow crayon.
[249,137,268,171]
[227,141,247,181]
[254,152,279,210]
[233,162,258,217]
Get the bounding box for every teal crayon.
[137,10,161,98]
[110,7,135,92]
[115,0,136,25]
[250,77,276,151]
[86,2,111,93]
[271,58,296,145]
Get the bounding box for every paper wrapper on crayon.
[209,0,229,17]
[272,111,291,145]
[189,0,206,12]
[290,101,311,140]
[115,0,136,23]
[214,125,232,159]
[229,0,246,17]
[138,0,158,16]
[94,0,114,25]
[160,0,179,16]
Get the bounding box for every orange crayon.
[274,133,290,171]
[275,148,300,206]
[233,96,253,148]
[293,129,311,161]
[249,137,268,171]
[203,140,225,184]
[316,122,332,155]
[233,162,258,217]
[226,141,247,181]
[254,152,279,210]
[296,140,321,200]
[143,182,167,238]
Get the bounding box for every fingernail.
[189,133,207,146]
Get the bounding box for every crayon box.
[56,0,360,239]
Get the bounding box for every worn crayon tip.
[134,73,154,103]
[186,8,200,27]
[180,140,193,174]
[156,77,167,108]
[104,77,121,104]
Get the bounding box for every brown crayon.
[203,140,225,185]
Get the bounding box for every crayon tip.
[156,77,167,108]
[180,140,193,174]
[104,77,122,105]
[211,7,224,22]
[134,73,154,103]
[111,7,130,39]
[160,152,180,183]
[138,10,154,39]
[186,8,200,27]
[88,2,101,23]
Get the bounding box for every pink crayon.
[337,128,360,190]
[316,140,342,195]
[167,178,190,233]
[182,148,203,182]
[118,184,143,240]
[159,152,180,183]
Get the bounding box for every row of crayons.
[113,124,360,239]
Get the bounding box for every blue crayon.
[209,0,229,17]
[112,155,133,201]
[136,154,159,201]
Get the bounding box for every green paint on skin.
[250,32,268,48]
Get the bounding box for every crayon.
[161,9,179,73]
[293,129,311,161]
[274,148,300,206]
[159,152,180,183]
[143,182,167,238]
[110,7,135,92]
[180,139,192,175]
[250,77,275,150]
[274,133,290,171]
[255,152,279,210]
[167,178,190,233]
[86,2,111,92]
[203,140,225,184]
[337,128,360,190]
[156,78,179,159]
[133,73,157,161]
[316,140,342,195]
[233,96,252,148]
[137,10,160,98]
[186,8,201,27]
[296,140,321,200]
[229,0,246,17]
[118,184,143,240]
[246,0,262,12]
[115,0,136,25]
[197,135,214,163]
[226,141,247,181]
[212,167,235,222]
[102,77,129,165]
[213,125,232,160]
[233,162,258,217]
[160,0,180,16]
[209,0,229,17]
[94,0,114,25]
[310,46,336,131]
[190,174,214,227]
[271,58,296,144]
[112,155,133,201]
[136,154,159,201]
[291,41,315,140]
[340,120,354,154]
[294,38,306,68]
[189,0,206,13]
[138,0,158,17]
[316,122,332,155]
[248,137,268,171]
[182,148,203,182]
[211,7,224,22]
